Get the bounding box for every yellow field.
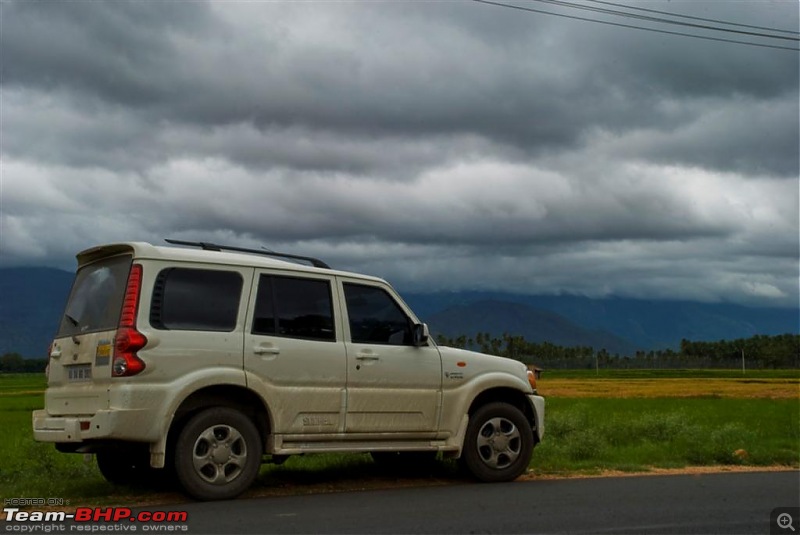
[538,378,800,399]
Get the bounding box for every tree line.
[0,353,47,373]
[1,332,798,373]
[435,332,800,369]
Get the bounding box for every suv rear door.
[243,271,347,435]
[47,252,132,415]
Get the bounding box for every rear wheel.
[174,407,262,501]
[461,402,533,482]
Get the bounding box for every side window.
[343,283,412,345]
[150,268,242,332]
[252,275,335,342]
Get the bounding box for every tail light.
[113,264,147,377]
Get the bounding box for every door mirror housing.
[412,323,430,347]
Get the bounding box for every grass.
[1,376,104,500]
[532,398,799,474]
[538,378,799,399]
[1,371,798,505]
[540,369,800,379]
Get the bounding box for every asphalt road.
[163,471,798,534]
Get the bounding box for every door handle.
[253,347,280,356]
[355,354,380,361]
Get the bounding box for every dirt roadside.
[2,464,796,520]
[8,464,791,514]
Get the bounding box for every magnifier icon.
[778,513,796,532]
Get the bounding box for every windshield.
[57,255,131,337]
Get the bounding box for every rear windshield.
[57,255,132,337]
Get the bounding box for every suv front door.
[340,280,442,435]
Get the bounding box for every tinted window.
[343,283,412,345]
[58,255,131,336]
[252,275,335,341]
[151,268,242,331]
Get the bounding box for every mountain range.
[0,267,797,358]
[402,291,799,353]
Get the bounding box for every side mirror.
[412,323,430,347]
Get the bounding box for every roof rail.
[164,239,331,269]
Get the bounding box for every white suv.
[33,240,545,500]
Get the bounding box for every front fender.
[439,371,533,438]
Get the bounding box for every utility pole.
[741,347,745,375]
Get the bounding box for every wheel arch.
[467,387,537,440]
[167,385,272,454]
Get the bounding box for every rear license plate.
[67,364,92,381]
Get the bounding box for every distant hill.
[426,300,636,355]
[403,291,799,351]
[0,267,797,357]
[0,267,73,357]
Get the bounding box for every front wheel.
[173,407,262,501]
[461,402,533,482]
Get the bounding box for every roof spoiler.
[164,239,331,269]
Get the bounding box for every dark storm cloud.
[1,0,798,306]
[2,1,216,106]
[5,1,796,174]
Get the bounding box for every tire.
[461,402,533,482]
[96,447,152,486]
[173,407,262,501]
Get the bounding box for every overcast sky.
[1,0,798,307]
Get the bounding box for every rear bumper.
[32,408,159,443]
